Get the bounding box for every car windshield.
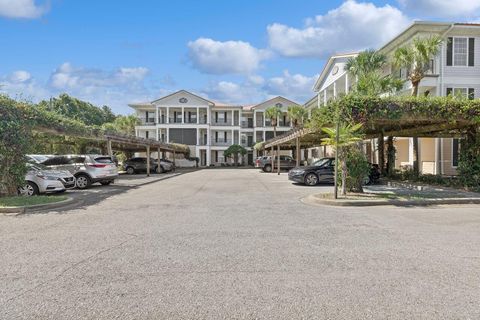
[312,158,331,167]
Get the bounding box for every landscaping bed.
[0,195,68,208]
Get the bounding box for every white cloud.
[267,0,410,58]
[202,70,317,104]
[398,0,480,18]
[0,0,49,19]
[0,70,49,101]
[187,38,271,74]
[265,71,318,101]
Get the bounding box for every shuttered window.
[469,88,475,100]
[469,38,475,67]
[453,38,468,66]
[447,37,453,66]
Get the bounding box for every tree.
[265,105,283,174]
[345,50,403,96]
[224,144,247,166]
[394,36,443,176]
[287,105,308,167]
[102,114,140,135]
[38,94,117,126]
[321,123,364,196]
[346,50,403,175]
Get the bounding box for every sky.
[1,0,480,114]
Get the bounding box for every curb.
[0,197,76,216]
[302,194,480,207]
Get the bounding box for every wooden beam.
[146,145,151,177]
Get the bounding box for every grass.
[317,192,442,201]
[0,195,68,208]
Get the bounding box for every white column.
[231,129,234,144]
[207,107,211,125]
[206,147,211,166]
[207,128,211,146]
[263,131,266,141]
[345,74,349,94]
[231,110,234,126]
[155,107,159,124]
[166,107,170,123]
[135,128,138,137]
[156,127,159,141]
[317,91,320,108]
[323,90,327,106]
[166,128,170,143]
[196,128,200,145]
[263,112,266,127]
[333,82,337,99]
[181,107,184,124]
[196,107,199,124]
[253,111,257,128]
[409,138,414,165]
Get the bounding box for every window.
[454,38,468,66]
[452,139,459,167]
[454,88,468,98]
[145,131,149,139]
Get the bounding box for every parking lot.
[1,168,480,319]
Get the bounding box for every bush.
[340,147,371,193]
[0,96,33,196]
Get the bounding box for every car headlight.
[36,173,58,180]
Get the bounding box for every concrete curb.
[302,194,480,207]
[0,197,76,216]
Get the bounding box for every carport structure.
[262,95,480,178]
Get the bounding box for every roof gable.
[252,96,299,111]
[314,53,357,92]
[152,90,214,106]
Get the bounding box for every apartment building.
[303,21,479,175]
[129,90,299,166]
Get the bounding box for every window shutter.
[446,87,453,96]
[224,131,227,142]
[145,111,148,122]
[447,37,453,66]
[468,88,475,100]
[469,38,475,67]
[215,131,218,142]
[215,112,218,122]
[224,111,227,123]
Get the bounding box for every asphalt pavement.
[1,169,480,319]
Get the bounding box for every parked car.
[26,154,53,164]
[255,155,297,172]
[19,162,76,196]
[41,155,118,189]
[288,157,381,186]
[123,157,173,174]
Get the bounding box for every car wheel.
[100,181,112,186]
[18,181,39,196]
[304,173,319,186]
[156,165,166,173]
[264,164,272,172]
[75,174,91,189]
[126,167,135,175]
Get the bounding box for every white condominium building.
[129,90,299,166]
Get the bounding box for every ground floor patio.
[1,169,480,318]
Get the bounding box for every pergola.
[262,95,480,173]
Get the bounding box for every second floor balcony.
[211,120,233,126]
[211,138,233,146]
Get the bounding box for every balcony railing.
[241,140,255,147]
[141,119,156,125]
[211,120,233,126]
[241,120,254,128]
[211,138,232,146]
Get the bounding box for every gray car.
[255,155,297,172]
[123,157,173,174]
[19,163,76,196]
[41,155,118,189]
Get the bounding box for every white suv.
[41,155,118,189]
[19,163,76,196]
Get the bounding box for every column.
[263,131,266,141]
[207,128,211,146]
[333,82,337,99]
[196,128,200,145]
[206,148,211,166]
[196,107,199,124]
[181,107,185,124]
[146,146,150,177]
[263,113,266,127]
[231,129,234,144]
[156,127,159,141]
[253,111,257,128]
[207,107,211,125]
[323,90,327,106]
[155,107,158,124]
[166,128,170,143]
[166,107,170,123]
[408,138,414,165]
[317,91,320,108]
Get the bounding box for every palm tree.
[394,36,443,176]
[321,123,364,196]
[224,144,247,166]
[265,105,283,174]
[345,50,403,96]
[287,105,308,166]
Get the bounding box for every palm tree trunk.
[271,126,276,173]
[378,132,385,175]
[296,137,300,167]
[341,158,347,196]
[387,136,395,176]
[277,144,280,175]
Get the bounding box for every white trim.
[451,36,470,67]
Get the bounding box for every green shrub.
[340,146,371,193]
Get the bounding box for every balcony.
[241,120,254,128]
[241,139,255,147]
[211,138,232,146]
[211,120,233,126]
[141,118,156,126]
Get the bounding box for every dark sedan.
[288,158,381,186]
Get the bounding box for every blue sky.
[1,0,479,114]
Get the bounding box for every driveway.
[1,169,480,319]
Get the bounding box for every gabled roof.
[151,89,215,105]
[251,96,300,110]
[313,52,358,92]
